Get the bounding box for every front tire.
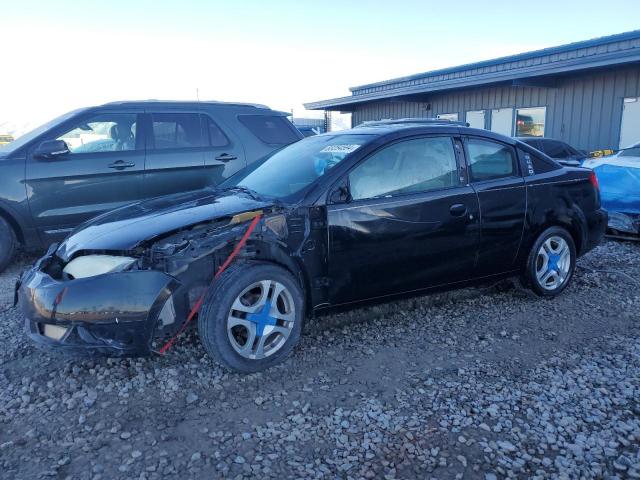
[523,226,576,297]
[0,216,17,273]
[198,262,304,373]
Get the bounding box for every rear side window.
[539,139,570,159]
[151,113,204,149]
[238,115,299,145]
[202,116,229,147]
[518,148,559,175]
[466,138,517,181]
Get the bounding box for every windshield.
[0,107,88,154]
[225,134,374,199]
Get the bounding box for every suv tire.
[198,262,304,373]
[523,226,576,297]
[0,216,17,273]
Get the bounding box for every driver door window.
[57,114,138,154]
[349,136,459,200]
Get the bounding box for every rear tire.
[523,226,576,297]
[198,262,304,373]
[0,216,17,273]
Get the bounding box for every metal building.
[305,30,640,151]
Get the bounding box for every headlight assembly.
[62,255,137,279]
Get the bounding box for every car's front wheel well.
[246,242,312,318]
[0,208,24,244]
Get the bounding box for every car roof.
[98,100,288,115]
[515,137,564,143]
[329,123,518,145]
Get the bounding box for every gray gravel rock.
[0,240,639,479]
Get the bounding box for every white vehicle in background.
[583,141,640,237]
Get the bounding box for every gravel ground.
[0,240,639,480]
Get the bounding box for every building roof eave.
[304,48,640,111]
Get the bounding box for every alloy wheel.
[535,236,572,291]
[226,280,296,360]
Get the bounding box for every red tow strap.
[158,214,262,354]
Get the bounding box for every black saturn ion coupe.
[18,119,607,372]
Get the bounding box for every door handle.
[108,160,136,170]
[215,153,237,162]
[449,203,467,217]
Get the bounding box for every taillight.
[589,171,600,192]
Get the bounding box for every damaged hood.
[56,189,273,261]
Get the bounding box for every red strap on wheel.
[158,214,262,354]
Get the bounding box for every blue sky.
[1,0,639,130]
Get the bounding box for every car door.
[25,109,145,244]
[327,135,480,305]
[463,136,526,276]
[201,112,247,187]
[142,110,207,198]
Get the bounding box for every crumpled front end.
[17,248,182,356]
[17,210,280,356]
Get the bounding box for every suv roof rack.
[101,100,271,109]
[361,117,470,127]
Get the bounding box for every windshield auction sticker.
[320,144,361,154]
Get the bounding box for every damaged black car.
[18,119,607,372]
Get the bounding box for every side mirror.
[328,183,352,204]
[34,140,70,159]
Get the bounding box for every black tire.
[0,216,17,273]
[198,262,304,373]
[522,226,576,297]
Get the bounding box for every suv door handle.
[215,153,237,162]
[108,160,136,170]
[449,203,467,217]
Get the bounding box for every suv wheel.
[198,262,304,373]
[523,226,576,297]
[0,216,17,273]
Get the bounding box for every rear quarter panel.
[519,167,596,265]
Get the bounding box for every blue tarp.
[583,154,640,235]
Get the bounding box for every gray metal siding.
[351,65,640,151]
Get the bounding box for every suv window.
[203,116,229,147]
[151,113,204,149]
[57,114,138,153]
[349,137,459,201]
[467,138,517,182]
[238,115,299,145]
[539,139,570,158]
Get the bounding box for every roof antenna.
[196,87,200,102]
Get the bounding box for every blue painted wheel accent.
[246,301,277,337]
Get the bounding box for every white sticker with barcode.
[320,144,361,154]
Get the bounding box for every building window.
[466,110,485,129]
[516,107,546,137]
[490,108,513,136]
[620,97,640,149]
[437,113,459,121]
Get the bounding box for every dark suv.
[0,101,303,271]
